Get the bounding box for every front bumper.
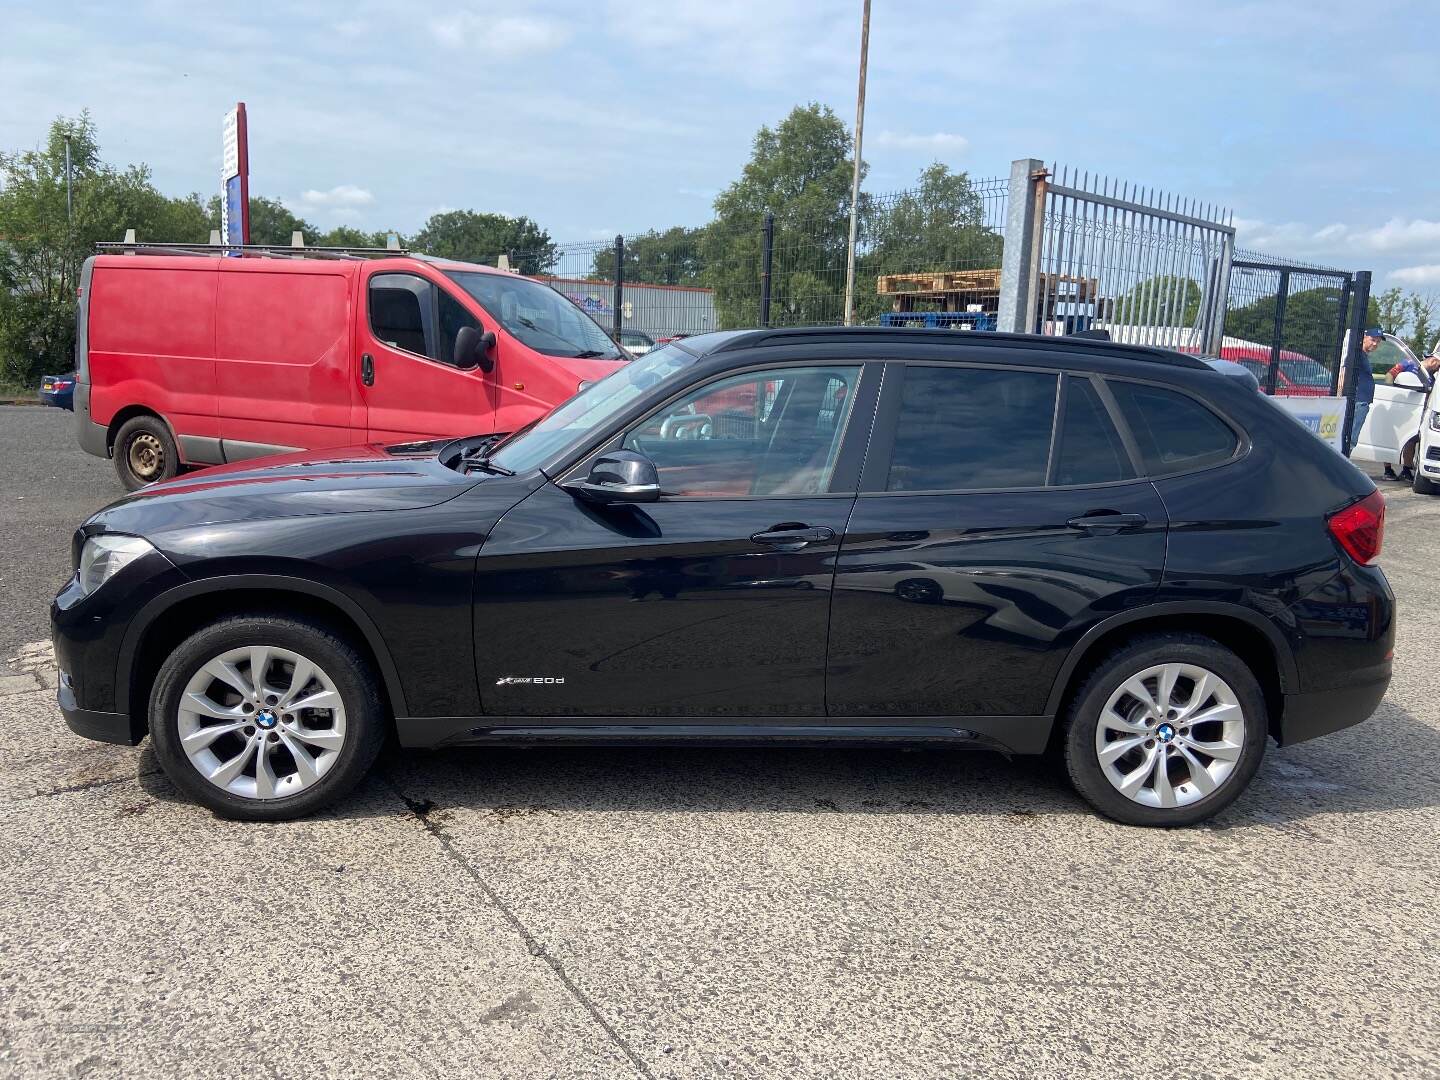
[56,671,140,745]
[51,544,188,745]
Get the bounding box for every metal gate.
[1222,257,1355,396]
[997,160,1236,348]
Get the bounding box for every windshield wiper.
[571,349,613,359]
[460,444,514,476]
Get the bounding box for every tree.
[1113,275,1203,328]
[704,103,861,327]
[589,225,705,285]
[204,194,317,246]
[1374,287,1407,335]
[315,225,397,249]
[0,113,210,384]
[411,210,555,274]
[854,163,1003,322]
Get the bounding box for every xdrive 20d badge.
[53,327,1394,825]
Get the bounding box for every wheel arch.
[106,405,176,455]
[1045,603,1297,744]
[118,575,409,733]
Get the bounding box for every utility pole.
[64,136,73,226]
[842,0,871,327]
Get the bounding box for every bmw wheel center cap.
[255,710,278,730]
[1156,722,1176,743]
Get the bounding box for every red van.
[74,249,628,488]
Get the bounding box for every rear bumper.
[74,383,108,458]
[1277,669,1389,746]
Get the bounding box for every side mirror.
[454,326,497,372]
[565,449,661,504]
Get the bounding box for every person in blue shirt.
[1341,328,1380,459]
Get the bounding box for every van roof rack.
[94,241,409,261]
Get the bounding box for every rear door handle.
[361,353,375,386]
[1066,512,1148,532]
[751,525,835,546]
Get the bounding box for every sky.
[2,0,1438,286]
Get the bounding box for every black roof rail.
[709,325,1211,369]
[94,241,409,261]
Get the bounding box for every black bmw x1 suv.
[53,328,1394,826]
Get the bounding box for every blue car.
[39,372,76,410]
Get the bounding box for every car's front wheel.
[149,616,386,820]
[1063,634,1267,826]
[1413,468,1437,495]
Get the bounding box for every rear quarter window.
[1108,381,1239,475]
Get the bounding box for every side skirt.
[396,716,1054,755]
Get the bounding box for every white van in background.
[1350,333,1432,475]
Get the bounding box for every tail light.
[1327,490,1385,565]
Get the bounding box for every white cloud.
[873,131,970,154]
[429,12,570,53]
[1236,216,1440,258]
[298,184,375,208]
[1390,264,1440,286]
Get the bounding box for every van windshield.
[487,344,697,474]
[444,271,624,361]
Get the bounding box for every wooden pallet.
[876,269,1002,295]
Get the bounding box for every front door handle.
[361,352,375,386]
[751,524,835,546]
[1066,511,1148,532]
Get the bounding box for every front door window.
[623,366,862,497]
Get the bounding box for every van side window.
[369,274,434,358]
[1108,381,1238,475]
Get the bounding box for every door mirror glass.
[567,449,661,504]
[453,325,496,372]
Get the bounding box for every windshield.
[488,343,698,473]
[444,270,624,360]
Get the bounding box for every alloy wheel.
[1094,662,1246,809]
[177,646,347,801]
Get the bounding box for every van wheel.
[149,615,386,821]
[1414,469,1437,495]
[1062,633,1267,827]
[113,415,179,490]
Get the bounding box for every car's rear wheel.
[1063,634,1267,826]
[149,616,386,820]
[113,415,180,490]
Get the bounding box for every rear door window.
[1051,376,1135,485]
[887,366,1058,491]
[1108,381,1238,475]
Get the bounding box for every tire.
[149,615,387,821]
[1062,633,1267,827]
[1414,469,1437,495]
[113,414,180,490]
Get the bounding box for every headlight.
[1430,410,1440,431]
[77,535,155,596]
